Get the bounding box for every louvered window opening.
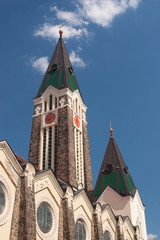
[75,128,83,184]
[54,126,58,173]
[42,126,58,170]
[48,127,52,169]
[43,129,46,170]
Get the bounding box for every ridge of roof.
[15,154,41,172]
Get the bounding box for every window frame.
[36,197,58,240]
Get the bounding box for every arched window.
[49,95,52,110]
[104,231,111,240]
[37,203,52,233]
[0,185,5,214]
[75,219,86,240]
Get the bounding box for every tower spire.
[93,132,136,199]
[36,29,81,98]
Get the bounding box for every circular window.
[76,219,86,240]
[104,231,111,240]
[37,203,52,233]
[0,186,5,215]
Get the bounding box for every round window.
[104,231,111,240]
[0,185,5,215]
[76,219,86,240]
[37,203,52,233]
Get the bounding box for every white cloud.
[34,0,142,41]
[32,56,49,74]
[69,50,86,68]
[78,0,141,27]
[129,0,141,8]
[51,6,89,27]
[34,24,88,41]
[148,234,158,240]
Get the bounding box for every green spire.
[94,132,136,199]
[36,35,81,98]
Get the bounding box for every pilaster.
[28,105,42,167]
[82,120,93,191]
[18,164,36,240]
[58,187,76,240]
[116,216,124,240]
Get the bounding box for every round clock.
[45,113,55,124]
[74,116,80,128]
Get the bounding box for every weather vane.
[109,121,113,136]
[59,25,63,38]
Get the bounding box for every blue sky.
[0,0,160,238]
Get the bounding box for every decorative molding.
[34,170,63,197]
[36,196,58,240]
[0,175,14,225]
[73,190,93,214]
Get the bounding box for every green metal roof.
[36,37,81,98]
[94,135,136,199]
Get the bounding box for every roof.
[15,154,41,172]
[36,36,82,98]
[93,134,136,199]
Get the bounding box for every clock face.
[74,116,80,128]
[45,113,55,124]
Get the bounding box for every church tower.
[93,128,147,240]
[28,30,93,191]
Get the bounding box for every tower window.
[76,99,78,113]
[44,101,47,112]
[75,128,84,185]
[49,95,52,110]
[55,97,57,109]
[48,127,52,169]
[43,129,46,170]
[54,126,58,173]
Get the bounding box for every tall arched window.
[49,95,52,110]
[75,219,86,240]
[104,231,111,240]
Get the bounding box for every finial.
[109,121,113,136]
[59,25,63,38]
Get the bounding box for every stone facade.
[28,113,42,167]
[0,141,143,240]
[56,105,77,188]
[10,175,36,240]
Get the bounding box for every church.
[0,30,147,240]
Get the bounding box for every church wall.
[0,164,16,240]
[129,191,147,240]
[101,208,116,239]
